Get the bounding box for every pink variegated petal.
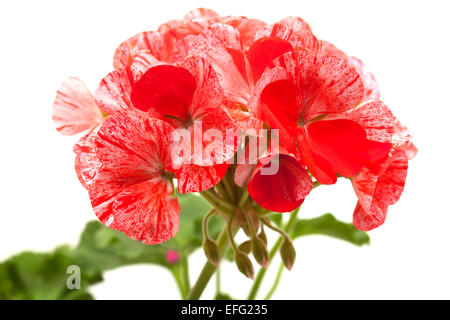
[348,57,380,101]
[172,24,251,105]
[327,100,396,143]
[352,149,409,231]
[176,56,224,116]
[74,128,101,189]
[177,163,229,193]
[185,108,239,166]
[90,175,179,245]
[253,23,320,56]
[95,68,134,116]
[278,16,312,33]
[183,8,219,21]
[52,77,102,135]
[113,31,174,69]
[219,16,266,49]
[89,113,179,244]
[352,202,387,232]
[274,50,364,121]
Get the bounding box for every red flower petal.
[248,153,313,212]
[327,100,396,143]
[352,149,409,231]
[89,113,179,244]
[73,128,101,189]
[177,163,229,194]
[52,77,102,135]
[130,64,197,115]
[306,119,391,178]
[247,37,294,81]
[297,127,337,185]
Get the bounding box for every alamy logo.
[66,265,81,290]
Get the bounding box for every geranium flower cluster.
[53,8,416,247]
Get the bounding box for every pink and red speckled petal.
[177,163,229,193]
[219,16,266,50]
[95,113,174,173]
[348,57,380,101]
[274,50,364,121]
[328,100,396,143]
[254,23,320,57]
[89,113,179,244]
[90,175,179,245]
[319,40,348,60]
[52,77,102,135]
[248,153,313,212]
[73,128,101,189]
[278,16,312,33]
[319,41,380,102]
[95,68,134,115]
[183,8,220,21]
[172,24,251,105]
[113,31,168,69]
[177,56,224,116]
[352,149,409,231]
[352,202,388,232]
[184,108,239,166]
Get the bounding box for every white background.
[0,0,449,299]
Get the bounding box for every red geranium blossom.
[53,8,416,242]
[96,55,238,193]
[249,49,392,186]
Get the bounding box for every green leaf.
[268,212,283,226]
[0,246,99,300]
[291,213,370,246]
[0,193,216,300]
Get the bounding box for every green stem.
[181,256,190,294]
[216,267,221,296]
[186,225,237,300]
[221,176,236,202]
[204,189,236,212]
[172,265,188,299]
[200,191,234,215]
[264,262,284,300]
[247,207,300,300]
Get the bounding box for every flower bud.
[238,240,251,255]
[234,252,254,279]
[202,238,219,267]
[251,237,269,268]
[258,229,268,245]
[280,238,296,270]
